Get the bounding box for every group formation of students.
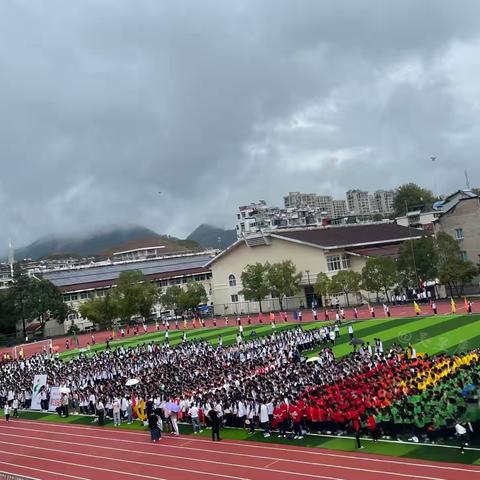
[1,317,478,450]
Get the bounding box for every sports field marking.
[0,461,87,480]
[10,419,480,472]
[0,429,447,480]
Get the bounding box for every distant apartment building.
[283,192,319,209]
[374,190,395,215]
[332,199,348,217]
[0,264,13,289]
[346,189,371,215]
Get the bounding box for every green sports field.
[61,313,480,361]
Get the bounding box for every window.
[327,255,342,272]
[228,274,237,287]
[342,255,351,269]
[455,228,464,240]
[80,293,88,300]
[231,294,239,302]
[460,251,468,261]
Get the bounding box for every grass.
[16,410,480,465]
[60,313,480,361]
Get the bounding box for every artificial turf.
[15,410,480,465]
[60,313,480,361]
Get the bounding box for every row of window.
[327,254,351,272]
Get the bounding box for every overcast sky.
[1,0,480,249]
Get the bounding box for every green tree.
[113,270,145,324]
[137,281,159,320]
[79,291,118,329]
[266,260,302,310]
[361,257,398,302]
[314,273,331,305]
[397,237,437,289]
[436,232,478,297]
[393,183,436,217]
[330,270,362,306]
[159,285,183,315]
[239,263,270,312]
[31,278,69,326]
[178,282,208,311]
[0,289,17,334]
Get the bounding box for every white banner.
[48,387,62,412]
[31,374,47,410]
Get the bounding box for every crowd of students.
[1,321,478,449]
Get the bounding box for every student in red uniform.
[352,415,363,449]
[290,402,303,439]
[366,412,378,442]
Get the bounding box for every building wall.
[434,197,480,265]
[210,237,369,314]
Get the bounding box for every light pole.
[305,270,311,308]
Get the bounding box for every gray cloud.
[1,0,480,250]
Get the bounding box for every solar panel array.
[43,253,213,287]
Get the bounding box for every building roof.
[43,253,213,290]
[346,244,402,258]
[271,223,423,249]
[207,223,424,266]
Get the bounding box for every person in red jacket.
[290,402,303,439]
[366,412,378,442]
[352,416,364,449]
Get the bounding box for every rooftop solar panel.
[43,254,213,287]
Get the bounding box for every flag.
[451,298,457,314]
[413,301,421,315]
[464,297,469,311]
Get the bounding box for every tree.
[159,285,183,314]
[393,183,435,217]
[239,263,270,312]
[314,273,331,305]
[79,291,118,329]
[178,282,208,311]
[30,278,69,326]
[361,257,398,302]
[137,281,159,320]
[436,232,478,296]
[397,237,437,289]
[113,270,146,324]
[266,260,302,310]
[330,270,362,306]
[0,289,18,334]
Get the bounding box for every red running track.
[2,299,471,358]
[0,419,479,480]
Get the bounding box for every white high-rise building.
[374,190,395,215]
[346,189,371,215]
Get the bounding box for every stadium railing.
[0,473,37,480]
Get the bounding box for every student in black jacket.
[208,409,222,441]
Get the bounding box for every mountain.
[14,226,198,261]
[187,224,237,250]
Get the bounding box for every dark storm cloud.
[1,0,480,250]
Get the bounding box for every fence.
[0,473,36,480]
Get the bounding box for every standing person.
[91,333,96,345]
[432,301,438,315]
[298,310,303,322]
[239,324,244,337]
[467,301,473,315]
[348,324,354,340]
[189,404,202,434]
[259,401,270,437]
[366,412,378,442]
[148,412,161,443]
[4,403,10,422]
[312,309,317,321]
[247,315,252,325]
[112,397,121,427]
[455,421,468,454]
[385,305,391,318]
[65,339,70,350]
[62,393,69,417]
[370,305,375,318]
[96,399,105,426]
[12,398,19,418]
[324,310,330,321]
[209,409,222,441]
[352,416,364,449]
[353,307,358,320]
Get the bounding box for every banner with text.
[48,387,62,412]
[31,374,47,410]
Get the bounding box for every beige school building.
[207,223,423,315]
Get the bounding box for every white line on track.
[0,431,450,480]
[0,461,88,480]
[4,420,479,474]
[0,451,169,480]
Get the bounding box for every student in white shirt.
[4,403,10,422]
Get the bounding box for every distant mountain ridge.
[10,223,234,261]
[14,226,196,261]
[187,224,237,249]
